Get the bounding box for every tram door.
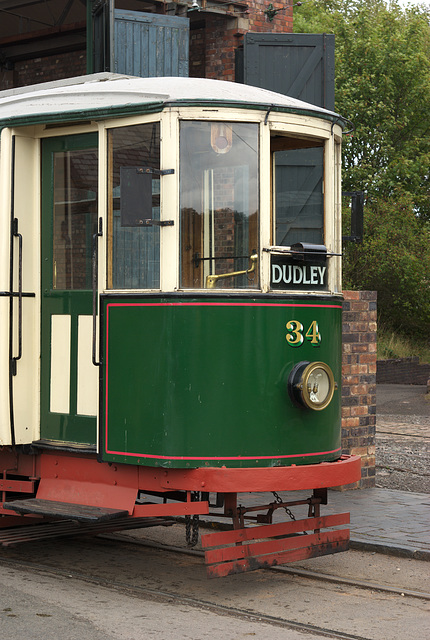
[40,134,98,445]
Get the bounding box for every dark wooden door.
[237,33,335,110]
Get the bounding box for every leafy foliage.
[343,193,430,336]
[295,0,430,219]
[295,0,430,339]
[377,327,430,363]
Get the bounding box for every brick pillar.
[341,291,377,489]
[203,14,248,81]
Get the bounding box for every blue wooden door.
[91,5,189,77]
[114,10,189,77]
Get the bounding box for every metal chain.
[185,514,200,547]
[272,491,296,521]
[185,492,200,547]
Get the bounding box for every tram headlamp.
[288,361,336,411]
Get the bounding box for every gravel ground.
[375,386,430,494]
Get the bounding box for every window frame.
[98,110,341,295]
[178,118,261,292]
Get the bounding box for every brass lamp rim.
[299,361,335,411]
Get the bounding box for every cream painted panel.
[260,122,271,293]
[12,133,40,444]
[0,299,10,445]
[50,315,71,414]
[77,315,98,416]
[160,112,179,291]
[0,130,11,444]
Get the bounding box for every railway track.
[1,527,428,602]
[102,532,430,601]
[1,530,428,640]
[0,554,400,640]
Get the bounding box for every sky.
[394,0,429,6]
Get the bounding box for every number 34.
[286,320,321,347]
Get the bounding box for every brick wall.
[0,50,86,91]
[189,25,206,78]
[0,4,293,88]
[377,358,430,385]
[191,0,293,81]
[341,291,377,489]
[246,0,293,31]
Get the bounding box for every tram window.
[52,147,98,290]
[107,122,160,289]
[272,137,324,247]
[180,121,259,290]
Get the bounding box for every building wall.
[377,358,430,385]
[0,50,86,90]
[0,2,294,90]
[189,1,293,81]
[341,291,377,489]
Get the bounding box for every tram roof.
[0,73,344,128]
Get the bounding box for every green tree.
[295,0,430,339]
[343,193,430,336]
[295,0,430,219]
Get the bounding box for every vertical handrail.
[92,217,103,366]
[11,218,23,374]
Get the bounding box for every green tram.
[0,74,360,576]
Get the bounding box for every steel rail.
[375,465,430,477]
[0,555,385,640]
[101,532,430,601]
[377,431,430,439]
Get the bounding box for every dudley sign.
[271,255,327,291]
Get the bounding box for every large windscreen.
[180,121,259,290]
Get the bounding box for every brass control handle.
[205,254,258,289]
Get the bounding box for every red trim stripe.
[103,447,342,460]
[104,300,341,459]
[106,301,343,309]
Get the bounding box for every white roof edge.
[0,74,342,123]
[0,73,129,100]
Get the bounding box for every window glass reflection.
[180,121,259,289]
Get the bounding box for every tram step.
[3,498,129,522]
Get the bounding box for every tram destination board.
[270,253,328,291]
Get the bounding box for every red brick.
[350,405,369,417]
[343,417,360,428]
[342,291,376,487]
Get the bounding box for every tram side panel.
[0,132,40,446]
[0,128,11,445]
[12,135,40,445]
[100,294,342,469]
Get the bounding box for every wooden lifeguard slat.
[201,513,350,578]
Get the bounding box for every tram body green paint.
[101,296,342,468]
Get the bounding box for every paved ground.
[202,485,430,562]
[367,383,429,557]
[377,384,430,417]
[2,537,428,640]
[376,384,430,493]
[307,487,429,559]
